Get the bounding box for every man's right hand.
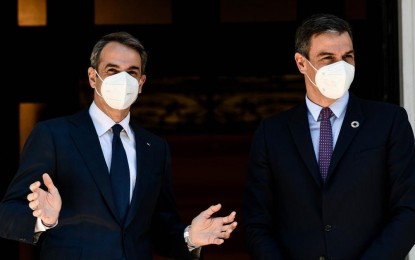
[27,173,61,226]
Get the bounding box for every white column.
[399,0,415,128]
[399,0,415,257]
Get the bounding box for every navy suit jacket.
[0,108,193,260]
[243,94,415,260]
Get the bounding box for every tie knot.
[112,124,123,137]
[320,107,333,121]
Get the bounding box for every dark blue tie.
[110,124,130,222]
[319,107,333,183]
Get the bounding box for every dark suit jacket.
[0,108,193,260]
[242,94,415,260]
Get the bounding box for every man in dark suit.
[242,13,415,259]
[0,31,237,260]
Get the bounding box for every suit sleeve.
[361,107,415,259]
[242,120,285,259]
[0,122,55,244]
[150,139,194,260]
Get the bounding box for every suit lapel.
[68,110,118,220]
[289,103,322,187]
[326,95,364,182]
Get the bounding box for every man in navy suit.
[0,31,237,260]
[242,13,415,259]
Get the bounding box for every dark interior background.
[2,0,400,259]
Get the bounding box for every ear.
[87,67,97,89]
[138,74,147,94]
[294,53,307,74]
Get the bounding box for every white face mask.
[95,70,140,110]
[305,60,355,99]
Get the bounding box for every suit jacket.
[242,94,415,260]
[0,108,193,260]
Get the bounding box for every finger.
[213,238,224,245]
[27,192,39,201]
[231,221,238,229]
[27,192,38,202]
[222,221,238,234]
[204,203,221,218]
[28,200,39,210]
[223,211,236,223]
[222,231,231,239]
[29,181,41,192]
[42,173,56,192]
[222,223,237,239]
[32,208,42,217]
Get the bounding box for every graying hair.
[90,31,148,73]
[295,13,353,58]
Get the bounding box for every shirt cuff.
[35,217,58,233]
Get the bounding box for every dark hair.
[90,31,148,73]
[295,13,353,58]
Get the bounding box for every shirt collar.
[305,91,349,122]
[89,101,133,139]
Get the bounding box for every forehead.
[99,41,142,70]
[309,32,353,57]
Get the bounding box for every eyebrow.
[344,50,355,56]
[104,63,141,72]
[317,50,355,57]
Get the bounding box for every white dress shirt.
[89,101,137,202]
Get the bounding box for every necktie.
[319,107,333,183]
[110,124,130,222]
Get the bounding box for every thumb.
[203,203,222,218]
[42,173,56,192]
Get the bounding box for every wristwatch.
[184,225,198,250]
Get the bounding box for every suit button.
[324,225,332,231]
[319,256,326,260]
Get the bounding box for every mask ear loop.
[94,69,104,82]
[93,69,104,98]
[303,58,318,88]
